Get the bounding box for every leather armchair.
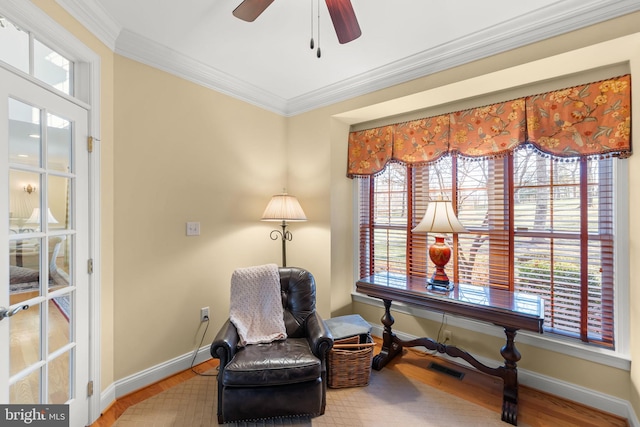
[211,267,333,424]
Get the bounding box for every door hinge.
[87,380,94,397]
[88,258,93,274]
[87,136,93,153]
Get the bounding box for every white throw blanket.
[229,263,287,347]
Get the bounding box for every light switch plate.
[186,221,200,236]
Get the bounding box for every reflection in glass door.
[1,67,89,424]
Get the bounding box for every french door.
[0,66,90,425]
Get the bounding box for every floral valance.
[347,75,631,177]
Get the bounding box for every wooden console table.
[356,273,544,425]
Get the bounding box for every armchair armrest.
[305,311,334,359]
[210,319,239,368]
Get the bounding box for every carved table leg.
[500,327,521,425]
[372,299,403,370]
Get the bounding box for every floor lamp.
[261,191,307,267]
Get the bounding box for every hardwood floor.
[10,290,71,404]
[90,337,628,427]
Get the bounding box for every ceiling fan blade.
[325,0,362,44]
[233,0,275,22]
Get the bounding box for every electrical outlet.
[443,330,452,341]
[186,222,200,236]
[200,307,209,322]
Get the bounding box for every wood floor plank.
[9,294,71,405]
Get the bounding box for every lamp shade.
[261,193,307,222]
[26,207,59,224]
[412,198,466,234]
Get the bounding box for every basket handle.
[333,342,376,349]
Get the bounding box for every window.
[350,75,630,351]
[358,150,617,348]
[0,15,73,95]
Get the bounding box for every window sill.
[351,292,631,371]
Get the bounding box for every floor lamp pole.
[270,221,293,267]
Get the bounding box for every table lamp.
[26,207,59,228]
[412,197,467,291]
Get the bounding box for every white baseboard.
[98,346,212,413]
[99,382,116,416]
[368,324,639,427]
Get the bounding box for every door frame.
[1,0,102,423]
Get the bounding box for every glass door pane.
[9,98,41,167]
[1,64,89,424]
[0,17,29,73]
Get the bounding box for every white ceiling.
[56,0,640,116]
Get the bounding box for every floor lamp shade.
[261,194,307,222]
[412,198,467,291]
[261,192,307,267]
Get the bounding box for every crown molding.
[114,29,289,115]
[53,0,640,116]
[286,0,640,115]
[55,0,121,50]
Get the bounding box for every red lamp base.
[427,236,454,292]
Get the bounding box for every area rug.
[52,294,70,320]
[113,368,514,427]
[10,283,70,321]
[9,278,39,294]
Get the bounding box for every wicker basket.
[327,334,375,388]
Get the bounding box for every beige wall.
[112,56,291,377]
[30,0,640,418]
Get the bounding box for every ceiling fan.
[233,0,362,44]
